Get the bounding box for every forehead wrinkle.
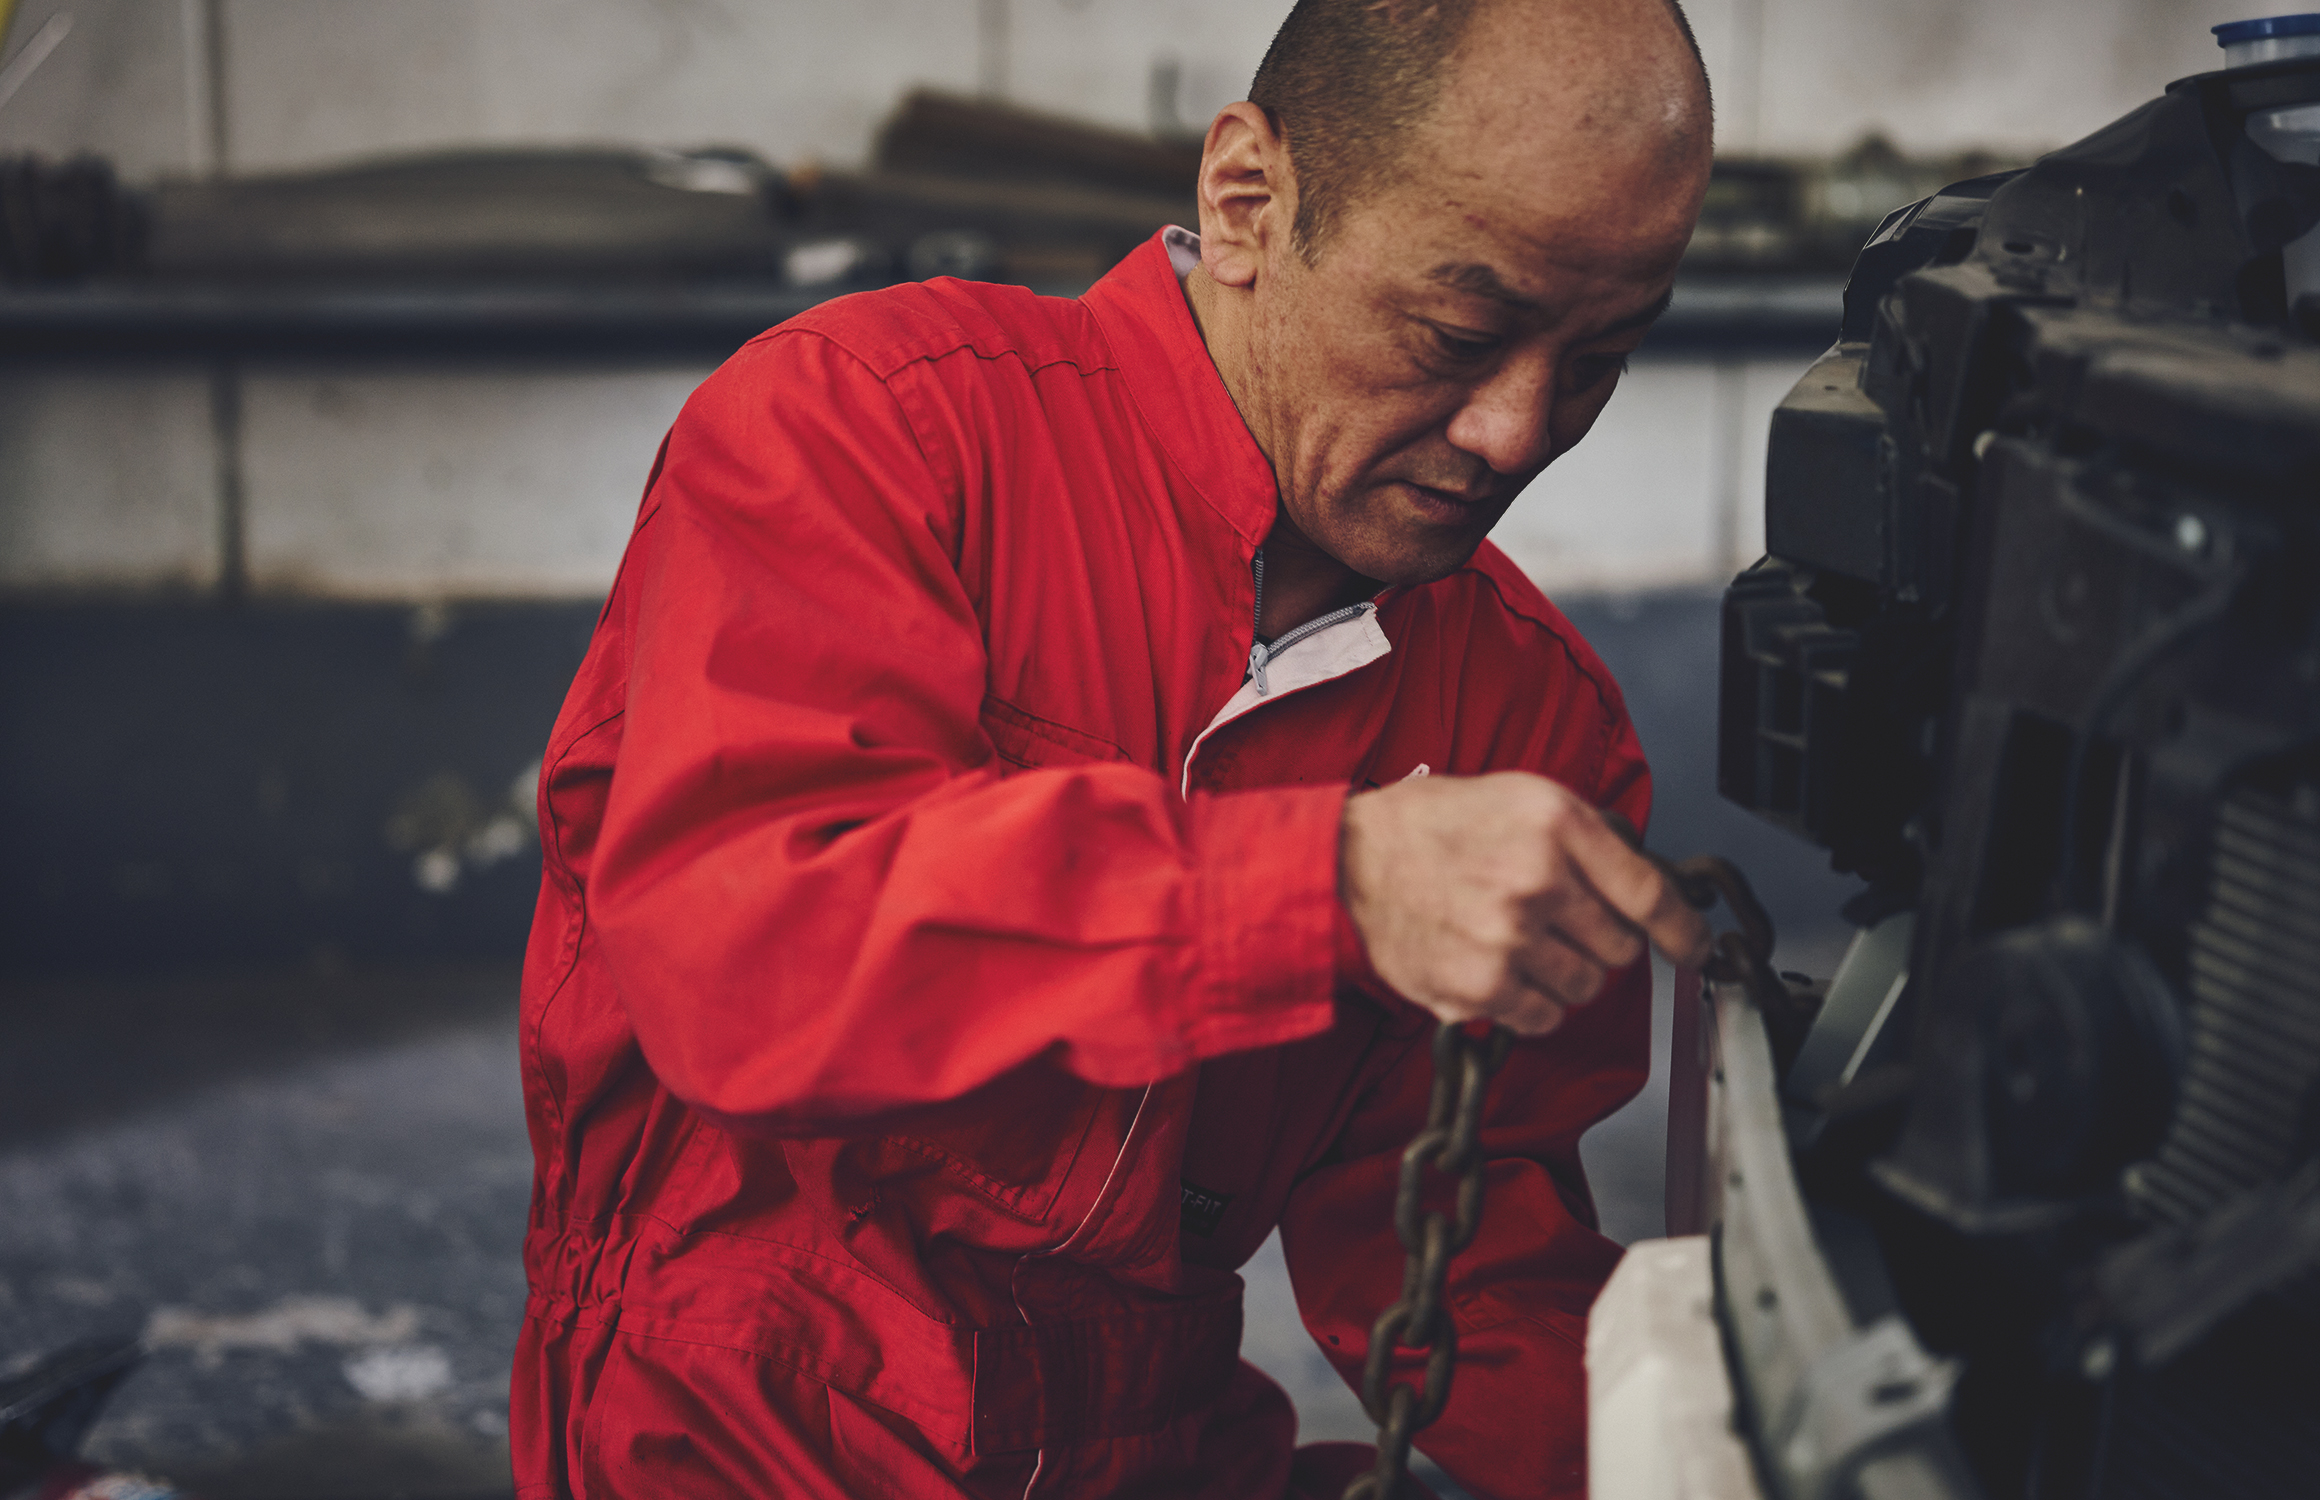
[1425,260,1538,308]
[1420,263,1673,338]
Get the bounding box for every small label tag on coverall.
[1179,1180,1234,1238]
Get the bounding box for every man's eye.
[1430,327,1501,361]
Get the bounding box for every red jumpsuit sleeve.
[1278,715,1653,1500]
[586,328,1344,1132]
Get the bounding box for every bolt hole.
[2003,239,2033,254]
[1872,1380,1919,1406]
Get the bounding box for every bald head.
[1248,0,1712,261]
[1186,0,1714,602]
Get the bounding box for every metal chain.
[1606,808,1812,1065]
[1342,821,1793,1499]
[1345,1018,1513,1500]
[1652,851,1816,1069]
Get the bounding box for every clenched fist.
[1339,772,1713,1036]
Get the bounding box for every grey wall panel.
[0,367,220,592]
[6,1,2262,180]
[1499,354,1815,596]
[237,363,708,599]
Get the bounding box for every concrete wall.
[237,365,704,599]
[0,0,2264,176]
[0,0,2265,603]
[0,354,1800,600]
[0,0,2263,175]
[1497,358,1803,595]
[0,368,221,593]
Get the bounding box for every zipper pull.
[1247,545,1270,695]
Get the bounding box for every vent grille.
[2129,787,2320,1225]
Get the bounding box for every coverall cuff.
[1183,784,1348,1056]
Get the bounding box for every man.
[512,0,1715,1495]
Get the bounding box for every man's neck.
[1183,255,1377,638]
[1258,513,1376,639]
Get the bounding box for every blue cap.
[2215,13,2320,44]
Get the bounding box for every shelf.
[0,273,1844,361]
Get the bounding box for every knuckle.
[1470,904,1524,954]
[1510,775,1561,822]
[1443,952,1503,1003]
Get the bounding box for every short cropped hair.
[1247,0,1708,262]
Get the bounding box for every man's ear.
[1196,102,1291,290]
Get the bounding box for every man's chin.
[1330,488,1506,585]
[1328,530,1493,591]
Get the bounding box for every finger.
[1524,878,1646,971]
[1559,811,1714,968]
[1482,971,1568,1038]
[1512,928,1611,1012]
[1634,870,1714,969]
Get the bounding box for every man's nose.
[1443,354,1556,476]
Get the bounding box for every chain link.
[1344,1019,1512,1500]
[1654,851,1817,1069]
[1608,808,1816,1065]
[1342,820,1793,1499]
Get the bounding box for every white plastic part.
[2221,30,2320,69]
[1586,1236,1766,1500]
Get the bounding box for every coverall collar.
[1080,231,1282,552]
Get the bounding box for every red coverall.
[513,232,1653,1500]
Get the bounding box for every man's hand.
[1340,772,1713,1036]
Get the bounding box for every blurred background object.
[0,2,2271,1496]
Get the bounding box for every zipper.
[1245,546,1370,696]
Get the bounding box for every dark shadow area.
[0,601,599,971]
[0,966,528,1499]
[0,963,518,1147]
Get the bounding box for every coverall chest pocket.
[871,1065,1113,1227]
[979,695,1132,776]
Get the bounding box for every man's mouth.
[1400,481,1494,521]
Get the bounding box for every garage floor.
[0,590,1859,1497]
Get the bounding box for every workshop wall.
[0,367,219,593]
[235,366,702,599]
[0,0,2266,604]
[0,0,2262,176]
